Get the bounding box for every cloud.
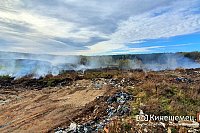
[86,0,200,54]
[111,46,166,55]
[0,0,200,55]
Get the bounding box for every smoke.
[0,52,81,78]
[136,53,200,71]
[0,52,200,78]
[73,53,200,71]
[88,56,114,68]
[0,59,65,78]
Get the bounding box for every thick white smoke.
[0,52,80,78]
[136,54,200,71]
[0,52,200,78]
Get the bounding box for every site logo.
[136,114,197,122]
[136,115,148,121]
[197,113,200,122]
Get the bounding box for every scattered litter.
[55,92,133,133]
[175,77,192,83]
[94,83,102,89]
[107,92,133,104]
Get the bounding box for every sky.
[0,0,200,56]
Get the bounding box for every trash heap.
[107,78,136,88]
[55,92,133,133]
[90,78,137,90]
[175,77,192,83]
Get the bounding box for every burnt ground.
[0,68,200,132]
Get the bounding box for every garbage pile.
[175,77,193,83]
[91,79,106,89]
[55,92,133,133]
[107,78,136,88]
[91,78,136,89]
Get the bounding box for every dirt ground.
[0,80,107,133]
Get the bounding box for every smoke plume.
[0,52,200,78]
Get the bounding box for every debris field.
[0,68,200,133]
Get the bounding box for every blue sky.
[0,0,200,55]
[112,32,200,54]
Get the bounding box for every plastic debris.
[55,92,133,133]
[175,77,192,83]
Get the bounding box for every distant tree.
[118,59,130,69]
[181,51,200,61]
[79,56,89,65]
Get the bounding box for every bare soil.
[0,80,107,133]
